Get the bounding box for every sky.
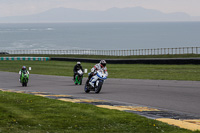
[0,0,200,17]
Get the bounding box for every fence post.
[157,48,159,55]
[167,48,169,55]
[160,48,162,55]
[192,47,194,54]
[164,48,165,55]
[174,48,176,54]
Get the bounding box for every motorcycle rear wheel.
[75,75,78,85]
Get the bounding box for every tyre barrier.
[0,57,50,61]
[1,57,200,64]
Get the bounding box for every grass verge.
[0,91,197,133]
[0,60,200,81]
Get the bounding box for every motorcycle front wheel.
[22,82,28,87]
[79,76,82,85]
[84,83,90,93]
[95,81,103,93]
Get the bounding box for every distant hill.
[0,7,200,23]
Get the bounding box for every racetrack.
[1,71,200,117]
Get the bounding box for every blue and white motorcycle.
[84,70,107,93]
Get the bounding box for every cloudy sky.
[0,0,200,17]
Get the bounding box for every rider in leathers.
[88,60,108,87]
[19,66,29,82]
[73,62,84,81]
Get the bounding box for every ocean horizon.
[0,22,200,50]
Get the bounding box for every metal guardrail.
[0,47,200,56]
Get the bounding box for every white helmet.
[77,62,81,65]
[100,60,106,67]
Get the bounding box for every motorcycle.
[74,69,84,85]
[20,71,29,87]
[84,70,107,93]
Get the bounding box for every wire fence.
[1,47,200,56]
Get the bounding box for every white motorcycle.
[84,70,107,93]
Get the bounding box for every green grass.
[0,57,200,132]
[0,91,197,133]
[0,60,200,81]
[1,54,200,59]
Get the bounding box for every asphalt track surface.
[1,71,200,117]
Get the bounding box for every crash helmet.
[77,62,81,66]
[100,60,106,67]
[22,66,26,71]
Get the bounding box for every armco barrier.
[51,57,200,64]
[0,57,50,61]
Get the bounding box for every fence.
[1,47,200,56]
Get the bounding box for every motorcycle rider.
[87,60,108,87]
[19,66,29,82]
[73,62,84,81]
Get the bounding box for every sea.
[0,22,200,50]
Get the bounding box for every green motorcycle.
[20,71,29,87]
[74,70,83,85]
